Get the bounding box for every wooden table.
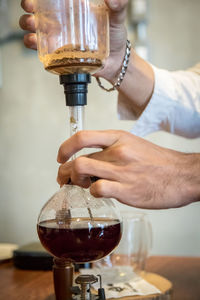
[0,256,199,300]
[146,256,200,300]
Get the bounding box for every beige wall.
[148,0,200,70]
[0,0,200,256]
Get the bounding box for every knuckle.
[111,145,127,160]
[75,130,86,146]
[117,145,127,159]
[57,145,68,163]
[57,148,64,163]
[58,143,65,155]
[92,180,106,197]
[73,157,87,174]
[58,164,65,177]
[57,163,71,185]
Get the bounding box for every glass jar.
[34,0,109,75]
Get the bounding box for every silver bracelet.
[96,40,131,92]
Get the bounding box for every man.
[20,0,200,209]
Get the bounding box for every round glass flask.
[34,0,109,75]
[37,185,122,263]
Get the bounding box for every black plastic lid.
[60,73,91,106]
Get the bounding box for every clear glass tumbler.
[34,0,109,75]
[94,211,152,282]
[111,211,152,273]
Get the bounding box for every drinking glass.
[93,211,152,282]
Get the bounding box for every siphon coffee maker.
[34,1,122,299]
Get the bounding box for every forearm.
[181,153,200,205]
[101,49,155,116]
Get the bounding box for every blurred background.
[0,0,200,256]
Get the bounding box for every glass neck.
[69,106,85,160]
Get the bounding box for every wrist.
[96,40,131,92]
[95,23,128,82]
[119,50,155,112]
[95,44,127,83]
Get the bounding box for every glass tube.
[69,106,85,160]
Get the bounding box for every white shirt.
[118,63,200,138]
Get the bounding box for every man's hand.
[19,0,128,67]
[57,130,200,209]
[19,0,154,113]
[95,0,128,82]
[19,0,36,49]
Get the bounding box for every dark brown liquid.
[37,218,122,263]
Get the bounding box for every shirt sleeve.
[118,65,200,138]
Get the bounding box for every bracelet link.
[96,40,131,92]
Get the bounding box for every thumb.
[105,0,128,24]
[105,0,128,12]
